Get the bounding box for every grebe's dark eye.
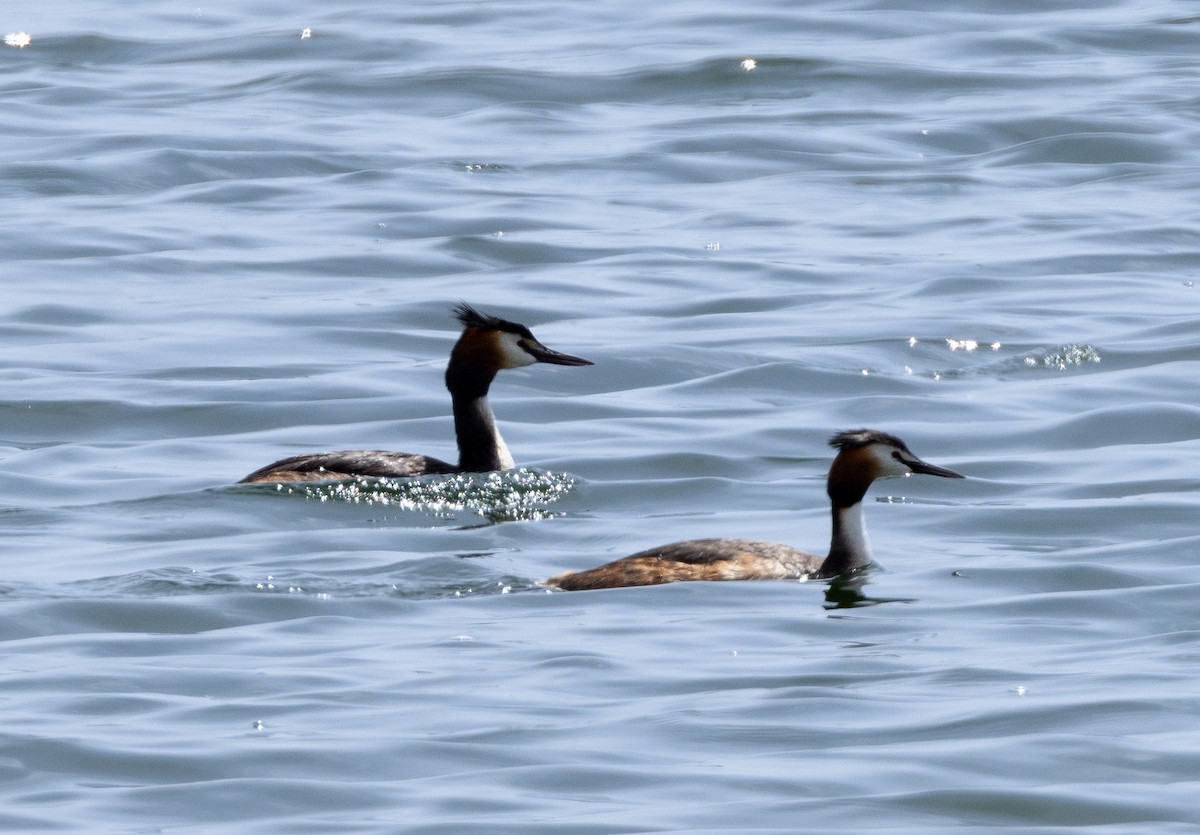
[891,450,903,460]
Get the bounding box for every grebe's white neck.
[819,502,873,577]
[452,394,514,471]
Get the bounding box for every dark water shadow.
[823,573,918,610]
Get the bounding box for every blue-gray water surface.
[2,0,1200,831]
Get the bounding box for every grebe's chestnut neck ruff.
[543,429,963,591]
[239,304,592,484]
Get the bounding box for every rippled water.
[3,0,1200,831]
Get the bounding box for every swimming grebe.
[543,429,963,591]
[239,304,592,483]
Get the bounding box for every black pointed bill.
[904,456,965,479]
[521,340,593,366]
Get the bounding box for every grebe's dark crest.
[239,304,592,484]
[543,429,963,591]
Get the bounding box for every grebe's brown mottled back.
[240,304,592,484]
[544,429,963,591]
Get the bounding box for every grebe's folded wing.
[239,450,456,483]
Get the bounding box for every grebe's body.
[544,429,963,591]
[240,305,591,484]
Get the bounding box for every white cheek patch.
[496,331,538,368]
[870,445,913,478]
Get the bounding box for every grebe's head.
[826,429,963,506]
[829,429,964,480]
[452,303,593,370]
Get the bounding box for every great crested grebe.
[543,429,963,591]
[239,304,592,483]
